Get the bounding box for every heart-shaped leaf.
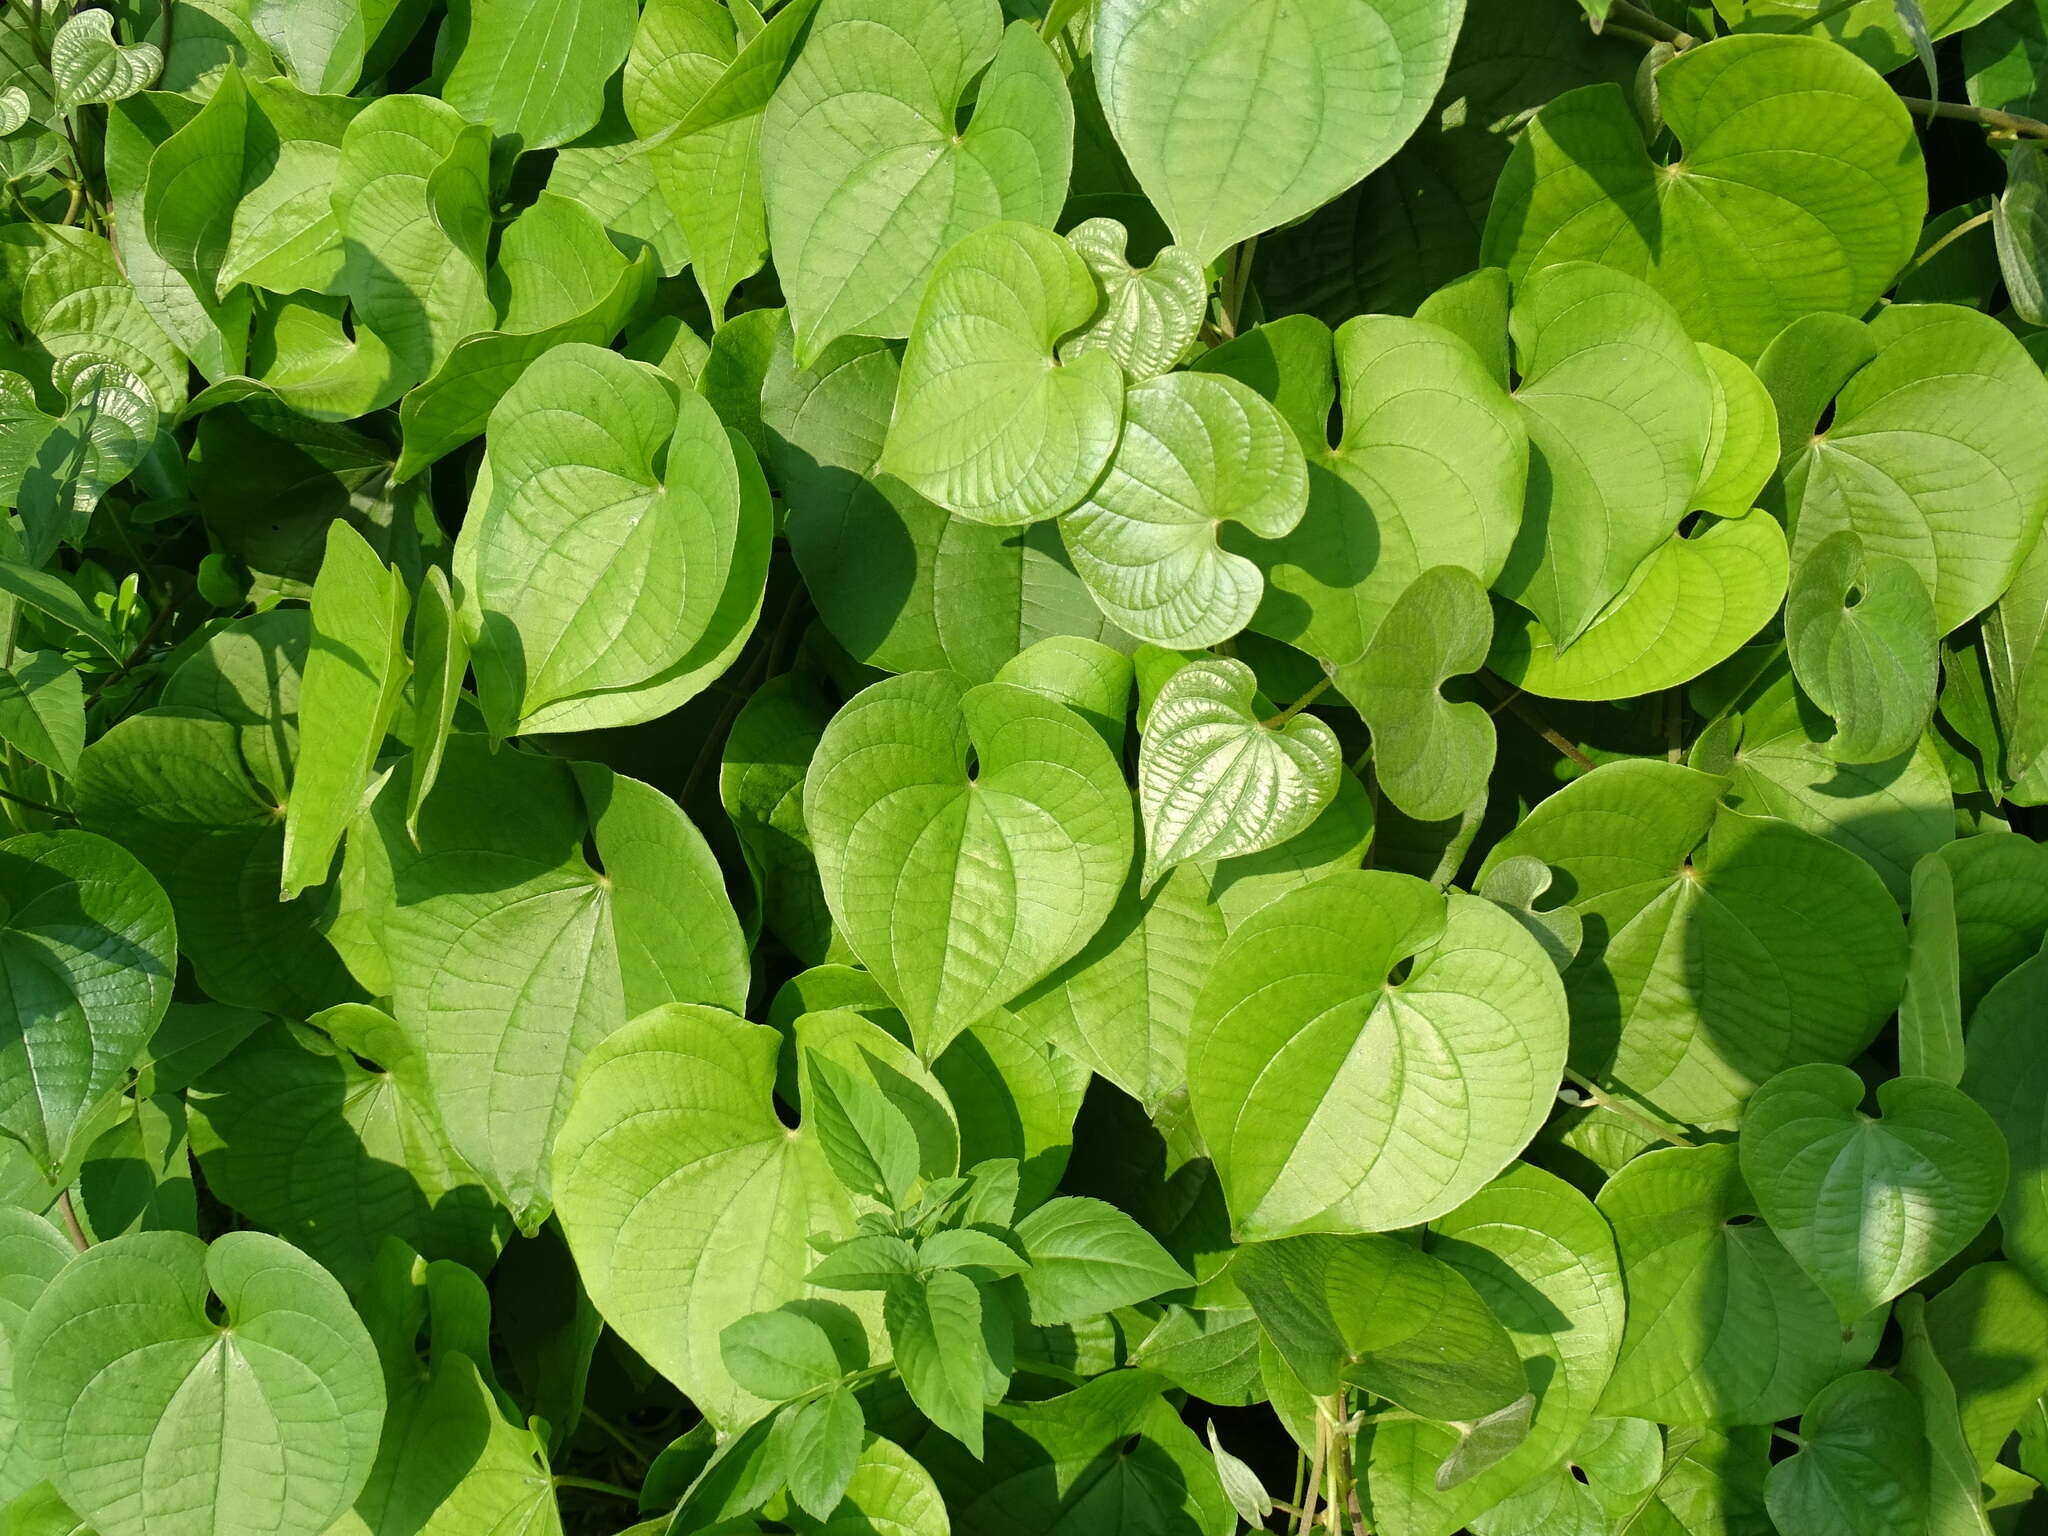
[761,0,1071,358]
[804,669,1132,1058]
[1484,34,1925,359]
[50,10,160,110]
[1189,870,1569,1237]
[437,0,635,154]
[1061,217,1207,380]
[14,358,157,569]
[1060,371,1308,649]
[1764,1372,1929,1536]
[0,85,29,134]
[1740,1064,2008,1322]
[1344,563,1494,822]
[0,831,175,1178]
[14,1231,384,1536]
[1787,531,1940,765]
[1136,657,1341,885]
[882,221,1125,526]
[1092,0,1462,263]
[1596,1143,1883,1425]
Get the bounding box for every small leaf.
[1207,1423,1272,1526]
[779,1389,866,1521]
[1996,141,2048,327]
[882,222,1125,526]
[1740,1064,2008,1322]
[50,10,160,110]
[1137,657,1341,885]
[1012,1196,1192,1325]
[1344,564,1495,822]
[720,1303,864,1402]
[805,1050,922,1208]
[884,1268,989,1456]
[1765,1372,1930,1536]
[1061,218,1207,380]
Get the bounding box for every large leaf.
[1740,1064,2007,1322]
[553,1004,857,1429]
[1136,657,1341,885]
[804,669,1132,1059]
[1188,870,1569,1237]
[436,0,634,152]
[0,832,176,1178]
[14,1231,384,1536]
[1595,1143,1882,1425]
[1060,371,1308,649]
[760,0,1071,359]
[881,222,1125,527]
[1764,1372,1930,1536]
[1483,34,1925,360]
[1091,0,1463,264]
[1485,759,1907,1128]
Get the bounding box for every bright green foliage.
[8,1,2048,1529]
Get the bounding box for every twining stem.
[1560,1066,1697,1148]
[1478,673,1596,771]
[57,1189,90,1252]
[1772,1427,1807,1451]
[552,1476,638,1502]
[1897,96,2048,142]
[0,783,70,820]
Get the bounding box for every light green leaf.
[0,831,175,1179]
[461,343,759,731]
[1014,1197,1191,1325]
[280,520,410,900]
[16,359,158,567]
[804,670,1132,1059]
[15,1231,384,1536]
[250,0,413,94]
[787,1430,946,1534]
[1137,657,1341,884]
[882,221,1125,527]
[1782,304,2048,636]
[0,651,83,778]
[1060,370,1307,649]
[1694,342,1782,517]
[779,1388,866,1522]
[1061,218,1206,381]
[1996,141,2048,326]
[1327,1167,1623,1530]
[404,565,466,843]
[0,85,28,134]
[330,93,494,382]
[761,0,1071,358]
[1486,759,1907,1128]
[622,0,734,131]
[806,1050,923,1208]
[350,741,746,1229]
[885,1268,990,1455]
[1092,0,1461,264]
[1764,1372,1929,1536]
[1189,870,1569,1237]
[0,555,124,661]
[1985,504,2048,795]
[187,1010,507,1292]
[50,9,159,109]
[720,1303,865,1403]
[1496,261,1714,648]
[0,226,187,414]
[1344,564,1493,822]
[1595,1143,1881,1425]
[1238,1232,1528,1427]
[1740,1064,2007,1322]
[545,131,691,276]
[1482,34,1925,360]
[555,1005,857,1429]
[0,1210,74,1506]
[1786,530,1939,764]
[1491,508,1788,701]
[1927,1262,2048,1473]
[1962,944,2048,1295]
[1200,312,1526,675]
[436,0,635,152]
[1896,1293,1999,1536]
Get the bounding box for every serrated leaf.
[1740,1063,2007,1322]
[1596,1143,1882,1425]
[885,1268,989,1456]
[1765,1372,1929,1536]
[1483,35,1925,360]
[721,1302,866,1402]
[1060,370,1307,649]
[1061,218,1206,380]
[882,221,1124,526]
[50,10,160,109]
[15,1231,384,1536]
[1189,870,1569,1237]
[804,670,1131,1059]
[761,0,1071,359]
[1136,657,1341,884]
[1345,564,1494,821]
[1092,0,1461,264]
[1013,1196,1191,1325]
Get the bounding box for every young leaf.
[805,1051,923,1208]
[1091,0,1461,263]
[1345,563,1495,822]
[1740,1064,2008,1322]
[1764,1372,1929,1536]
[884,1268,990,1456]
[761,0,1071,359]
[1061,371,1308,649]
[1996,139,2048,326]
[881,222,1124,527]
[0,651,84,778]
[14,1231,384,1536]
[1136,657,1341,884]
[1188,870,1569,1237]
[1062,219,1207,380]
[50,10,160,109]
[804,670,1132,1059]
[720,1302,866,1402]
[778,1388,867,1521]
[1012,1197,1191,1325]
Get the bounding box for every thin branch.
[1897,96,2048,141]
[1904,208,1996,277]
[551,1475,638,1502]
[1478,672,1596,770]
[57,1189,90,1252]
[1603,0,1699,49]
[0,784,71,820]
[1559,1067,1697,1148]
[1266,674,1333,726]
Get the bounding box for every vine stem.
[1559,1067,1697,1148]
[552,1475,637,1502]
[1478,672,1595,771]
[1904,208,1996,277]
[57,1189,90,1252]
[0,783,70,820]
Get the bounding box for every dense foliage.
[6,0,2048,1531]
